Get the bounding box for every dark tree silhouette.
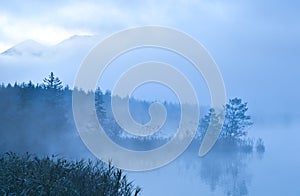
[199,98,253,142]
[222,98,253,139]
[95,87,106,120]
[198,108,222,140]
[43,72,63,90]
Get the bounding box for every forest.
[0,72,265,195]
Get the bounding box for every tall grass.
[0,152,141,195]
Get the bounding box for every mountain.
[1,35,102,58]
[52,35,102,56]
[0,35,104,94]
[1,39,48,57]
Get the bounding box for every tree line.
[0,72,265,155]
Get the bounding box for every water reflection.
[181,139,265,196]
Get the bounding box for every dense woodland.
[0,72,265,195]
[0,72,265,155]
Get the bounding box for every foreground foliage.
[0,152,141,196]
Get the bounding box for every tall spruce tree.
[43,72,63,90]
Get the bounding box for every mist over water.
[248,123,300,195]
[129,122,300,196]
[0,81,299,195]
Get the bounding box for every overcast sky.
[0,0,298,51]
[0,0,299,119]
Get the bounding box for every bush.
[0,152,141,195]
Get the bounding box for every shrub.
[0,152,141,195]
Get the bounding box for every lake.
[129,122,300,196]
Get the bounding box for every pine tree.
[43,72,63,90]
[198,108,222,140]
[95,87,106,120]
[199,98,253,141]
[222,98,253,139]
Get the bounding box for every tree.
[198,108,222,140]
[42,72,68,141]
[222,98,253,139]
[43,72,63,90]
[199,98,253,141]
[95,87,106,120]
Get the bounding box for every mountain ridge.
[1,39,48,57]
[0,35,101,57]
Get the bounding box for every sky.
[0,0,297,52]
[0,0,299,121]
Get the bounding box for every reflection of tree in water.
[198,141,255,196]
[192,98,265,195]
